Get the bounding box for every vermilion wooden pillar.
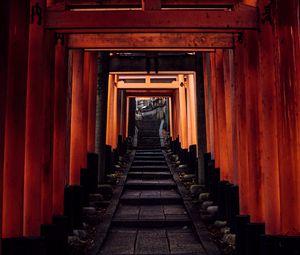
[210,53,220,167]
[82,52,91,159]
[215,50,229,180]
[106,75,114,146]
[187,74,197,147]
[257,0,281,234]
[186,85,192,147]
[168,97,173,139]
[178,75,188,149]
[0,0,10,239]
[53,35,69,216]
[87,52,98,152]
[171,93,179,140]
[234,42,250,215]
[275,0,300,234]
[70,49,85,185]
[203,54,212,154]
[112,80,119,149]
[125,97,130,137]
[243,31,263,223]
[41,30,56,225]
[288,0,300,233]
[2,0,30,238]
[23,0,49,236]
[222,50,234,183]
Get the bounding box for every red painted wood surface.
[87,53,98,152]
[243,31,263,222]
[233,42,250,215]
[70,50,86,184]
[23,0,48,236]
[275,0,300,235]
[45,7,257,31]
[53,37,70,215]
[2,0,30,238]
[215,50,229,180]
[82,52,90,156]
[210,53,220,167]
[257,0,281,234]
[0,0,10,238]
[41,31,55,225]
[222,49,235,183]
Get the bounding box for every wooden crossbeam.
[109,55,197,72]
[117,81,179,89]
[125,89,175,97]
[65,0,238,8]
[45,5,257,31]
[68,33,234,49]
[142,0,161,10]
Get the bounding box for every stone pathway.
[98,148,218,255]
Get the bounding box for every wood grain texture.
[68,33,234,49]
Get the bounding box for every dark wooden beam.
[142,0,161,10]
[125,89,175,97]
[45,5,257,31]
[109,54,197,72]
[64,0,238,9]
[68,33,234,50]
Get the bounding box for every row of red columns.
[0,0,99,238]
[203,0,300,235]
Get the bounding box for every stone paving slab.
[126,179,176,185]
[121,189,180,199]
[135,229,169,254]
[114,204,188,221]
[132,160,167,166]
[134,156,165,160]
[130,165,169,171]
[168,231,206,254]
[127,172,172,178]
[99,227,206,255]
[99,228,137,255]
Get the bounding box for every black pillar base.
[260,235,300,255]
[235,214,251,255]
[245,223,265,255]
[41,224,67,255]
[2,237,47,255]
[64,185,84,231]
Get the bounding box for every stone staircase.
[136,120,161,148]
[99,148,207,254]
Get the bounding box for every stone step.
[114,204,189,221]
[132,160,167,166]
[135,151,164,157]
[111,219,192,228]
[136,149,162,152]
[99,226,205,255]
[125,179,176,189]
[125,183,177,190]
[99,227,206,255]
[128,172,172,179]
[119,197,182,205]
[130,165,169,172]
[134,156,165,160]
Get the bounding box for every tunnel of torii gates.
[0,0,300,246]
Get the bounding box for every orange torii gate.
[1,1,300,252]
